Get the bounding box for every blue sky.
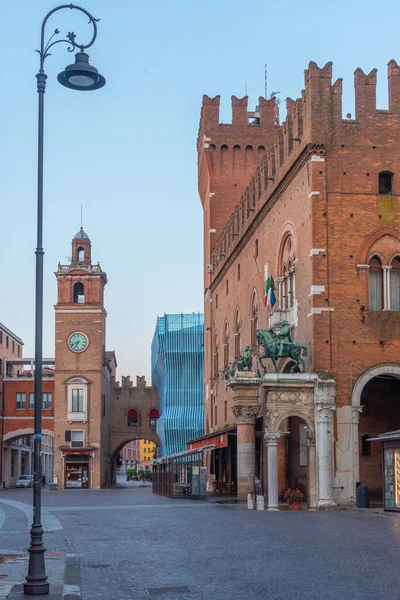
[1,0,398,380]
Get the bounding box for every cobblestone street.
[1,487,400,599]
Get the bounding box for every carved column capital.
[232,404,259,424]
[315,403,335,424]
[264,430,281,446]
[351,405,363,424]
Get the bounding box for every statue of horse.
[255,328,308,375]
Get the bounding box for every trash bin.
[356,481,369,508]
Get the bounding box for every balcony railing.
[268,302,298,330]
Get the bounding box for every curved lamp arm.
[38,3,99,71]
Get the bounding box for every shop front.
[188,427,237,495]
[369,431,400,512]
[62,450,92,489]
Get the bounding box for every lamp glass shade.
[57,51,105,91]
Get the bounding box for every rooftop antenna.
[245,83,248,97]
[80,203,83,229]
[264,64,267,98]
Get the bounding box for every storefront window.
[65,459,89,489]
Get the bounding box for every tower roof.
[74,227,90,240]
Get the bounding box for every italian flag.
[264,275,276,308]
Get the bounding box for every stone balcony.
[268,302,298,331]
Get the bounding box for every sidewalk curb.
[64,554,81,599]
[5,554,81,600]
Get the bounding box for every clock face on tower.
[68,332,89,353]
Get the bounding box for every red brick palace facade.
[196,60,400,506]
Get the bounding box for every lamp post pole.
[25,6,105,595]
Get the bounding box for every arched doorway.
[277,416,309,503]
[352,365,400,503]
[359,375,400,500]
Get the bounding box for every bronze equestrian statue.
[256,322,308,374]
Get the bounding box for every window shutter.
[65,430,71,442]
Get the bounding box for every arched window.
[77,247,85,261]
[390,257,400,311]
[223,322,229,369]
[277,234,296,311]
[379,172,393,195]
[368,256,383,311]
[149,409,159,427]
[250,292,259,348]
[127,409,138,427]
[234,308,241,359]
[213,332,219,378]
[73,282,85,304]
[282,263,287,309]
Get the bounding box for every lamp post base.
[8,583,63,599]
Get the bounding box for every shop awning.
[187,427,236,451]
[368,429,400,442]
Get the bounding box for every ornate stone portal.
[228,372,336,509]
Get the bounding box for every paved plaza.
[0,487,399,599]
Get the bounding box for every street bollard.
[247,493,255,510]
[256,495,265,510]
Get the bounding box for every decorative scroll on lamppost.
[25,5,105,596]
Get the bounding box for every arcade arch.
[352,364,400,501]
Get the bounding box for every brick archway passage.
[110,376,160,479]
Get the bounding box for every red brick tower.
[53,228,109,489]
[197,95,278,421]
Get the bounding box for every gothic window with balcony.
[223,321,229,368]
[368,256,383,310]
[390,257,400,311]
[234,308,241,359]
[278,235,296,310]
[250,291,259,348]
[213,332,219,378]
[368,255,400,311]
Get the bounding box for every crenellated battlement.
[205,59,400,281]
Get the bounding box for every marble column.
[228,376,261,501]
[316,404,336,508]
[232,405,260,500]
[265,431,280,510]
[307,434,317,510]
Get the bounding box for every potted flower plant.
[283,488,304,511]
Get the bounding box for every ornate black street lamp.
[25,5,105,595]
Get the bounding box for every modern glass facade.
[151,313,204,456]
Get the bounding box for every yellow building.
[140,439,157,471]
